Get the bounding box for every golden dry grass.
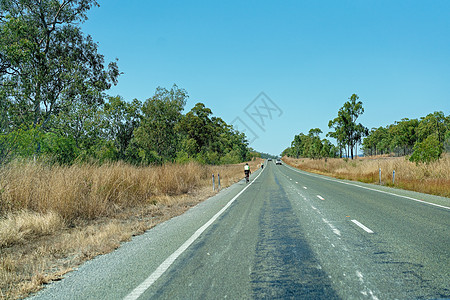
[0,211,63,248]
[0,161,260,223]
[0,159,262,299]
[283,154,450,198]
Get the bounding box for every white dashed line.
[317,195,325,200]
[303,186,307,190]
[322,218,341,236]
[356,270,364,283]
[351,219,374,233]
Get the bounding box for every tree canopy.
[0,2,251,166]
[0,0,119,132]
[362,111,449,163]
[328,94,367,159]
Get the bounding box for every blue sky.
[83,0,450,156]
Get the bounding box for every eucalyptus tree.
[177,102,215,155]
[291,133,307,158]
[308,128,323,159]
[0,0,119,132]
[133,85,187,163]
[388,118,419,156]
[416,111,448,144]
[328,94,366,159]
[101,96,142,161]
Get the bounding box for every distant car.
[268,158,272,161]
[276,159,282,165]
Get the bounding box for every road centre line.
[284,164,449,210]
[351,219,374,234]
[317,195,325,200]
[123,168,265,300]
[322,218,341,236]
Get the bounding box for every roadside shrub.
[409,135,442,164]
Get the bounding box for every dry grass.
[0,159,262,299]
[0,211,64,248]
[283,154,450,198]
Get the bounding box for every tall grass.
[283,154,450,198]
[0,160,258,244]
[0,161,252,222]
[0,159,261,299]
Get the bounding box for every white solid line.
[123,169,265,300]
[351,219,374,233]
[303,186,307,190]
[317,195,325,200]
[284,164,449,210]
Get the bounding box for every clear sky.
[82,0,450,156]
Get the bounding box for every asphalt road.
[29,160,450,299]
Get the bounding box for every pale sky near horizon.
[82,0,450,156]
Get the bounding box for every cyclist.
[244,163,251,183]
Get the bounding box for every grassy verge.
[283,154,450,198]
[0,159,262,299]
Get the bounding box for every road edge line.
[123,167,265,300]
[284,164,450,210]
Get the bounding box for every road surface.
[30,160,450,299]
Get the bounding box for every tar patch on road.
[251,177,339,299]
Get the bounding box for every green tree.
[101,96,141,161]
[329,94,366,159]
[40,132,79,164]
[389,118,419,156]
[444,130,450,152]
[308,128,323,159]
[134,85,187,163]
[178,102,214,155]
[281,147,292,157]
[290,133,310,158]
[416,111,448,144]
[409,134,443,163]
[177,102,249,164]
[0,0,119,138]
[286,129,337,159]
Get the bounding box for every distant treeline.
[362,111,449,162]
[282,128,339,159]
[1,85,252,165]
[283,94,449,163]
[259,152,278,159]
